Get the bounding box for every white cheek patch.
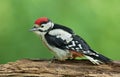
[49,29,73,43]
[42,22,54,31]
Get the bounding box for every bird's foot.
[49,56,57,64]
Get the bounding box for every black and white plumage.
[30,17,112,65]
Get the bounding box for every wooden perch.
[0,59,120,77]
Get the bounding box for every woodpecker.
[30,17,111,65]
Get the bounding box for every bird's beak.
[30,24,40,31]
[30,28,38,31]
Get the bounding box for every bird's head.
[30,17,54,35]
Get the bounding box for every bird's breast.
[41,36,71,60]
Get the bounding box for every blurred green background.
[0,0,120,64]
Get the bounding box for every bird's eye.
[34,26,37,28]
[41,25,44,28]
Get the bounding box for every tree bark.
[0,59,120,77]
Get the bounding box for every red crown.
[34,17,48,25]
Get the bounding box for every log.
[0,59,120,77]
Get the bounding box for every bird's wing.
[46,29,91,53]
[45,29,73,49]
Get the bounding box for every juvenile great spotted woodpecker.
[30,17,111,65]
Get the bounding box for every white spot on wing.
[78,44,82,49]
[72,41,75,46]
[68,45,72,47]
[75,48,79,50]
[75,48,80,51]
[83,51,87,54]
[71,48,75,50]
[68,41,76,47]
[75,41,78,43]
[84,50,99,57]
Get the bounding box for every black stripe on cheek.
[38,29,44,32]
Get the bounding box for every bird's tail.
[84,49,112,65]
